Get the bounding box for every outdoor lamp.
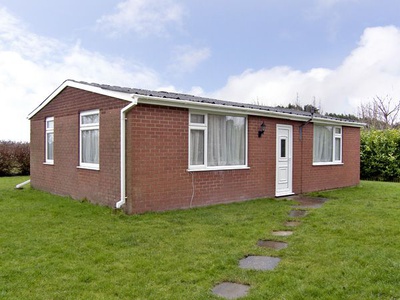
[258,122,266,138]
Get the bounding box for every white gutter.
[137,96,365,128]
[116,99,138,209]
[15,179,31,189]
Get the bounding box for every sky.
[1,0,400,141]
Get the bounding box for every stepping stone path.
[286,195,327,209]
[289,209,308,217]
[257,240,288,250]
[212,195,328,299]
[239,256,281,271]
[212,282,250,299]
[285,220,301,227]
[272,230,293,236]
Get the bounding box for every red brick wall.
[30,87,127,207]
[125,105,360,214]
[31,89,360,213]
[300,125,360,192]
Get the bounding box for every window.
[45,117,54,164]
[189,112,247,170]
[313,125,342,164]
[80,110,99,169]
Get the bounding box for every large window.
[80,110,99,169]
[313,125,342,164]
[189,112,247,170]
[45,117,54,164]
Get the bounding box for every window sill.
[77,165,100,171]
[43,162,54,165]
[313,162,344,166]
[187,166,250,172]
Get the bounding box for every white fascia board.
[311,117,365,128]
[28,80,135,119]
[137,96,365,128]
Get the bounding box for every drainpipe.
[299,108,315,194]
[116,98,138,209]
[15,179,31,189]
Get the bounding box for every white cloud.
[96,0,185,37]
[169,45,211,74]
[211,26,400,115]
[0,7,162,142]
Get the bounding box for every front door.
[276,124,293,196]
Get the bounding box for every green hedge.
[0,141,30,176]
[360,129,400,181]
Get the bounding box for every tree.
[358,95,400,129]
[325,113,359,121]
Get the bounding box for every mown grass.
[0,177,399,299]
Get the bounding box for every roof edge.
[27,80,135,119]
[27,80,365,127]
[137,96,365,128]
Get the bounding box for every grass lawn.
[1,177,399,299]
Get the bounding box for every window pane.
[190,114,205,124]
[313,126,333,162]
[46,120,54,129]
[190,130,204,165]
[82,129,99,163]
[335,127,341,134]
[335,137,341,161]
[207,115,245,166]
[280,139,286,158]
[82,114,99,125]
[47,132,54,160]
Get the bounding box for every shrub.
[14,142,30,175]
[0,141,30,176]
[0,141,14,176]
[360,129,400,181]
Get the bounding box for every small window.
[280,139,287,158]
[190,114,205,124]
[313,125,342,164]
[45,117,54,164]
[80,110,99,169]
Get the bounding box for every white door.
[276,125,293,196]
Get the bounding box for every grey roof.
[72,80,359,124]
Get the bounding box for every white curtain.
[208,115,245,166]
[47,132,54,160]
[190,129,204,165]
[82,129,99,164]
[313,126,333,162]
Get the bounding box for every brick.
[31,88,361,214]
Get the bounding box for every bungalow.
[28,80,363,214]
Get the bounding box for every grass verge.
[0,177,399,299]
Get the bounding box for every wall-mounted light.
[258,122,266,138]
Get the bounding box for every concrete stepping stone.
[239,255,281,271]
[257,240,288,250]
[296,202,324,209]
[272,230,293,236]
[289,209,308,217]
[212,282,250,299]
[285,221,301,227]
[286,195,327,209]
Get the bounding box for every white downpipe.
[116,99,138,209]
[15,179,31,189]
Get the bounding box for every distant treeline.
[0,141,30,176]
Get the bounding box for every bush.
[360,129,400,181]
[0,141,30,176]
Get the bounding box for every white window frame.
[313,124,343,166]
[45,117,54,164]
[188,111,249,171]
[334,127,342,163]
[79,109,100,170]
